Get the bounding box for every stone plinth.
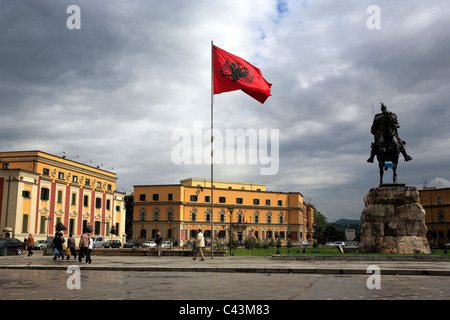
[359,185,430,254]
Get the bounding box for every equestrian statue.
[367,103,412,184]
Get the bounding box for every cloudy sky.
[1,0,449,222]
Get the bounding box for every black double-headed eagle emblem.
[220,58,255,84]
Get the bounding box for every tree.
[55,222,67,233]
[313,211,328,244]
[83,224,93,234]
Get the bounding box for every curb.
[1,264,449,276]
[271,255,450,262]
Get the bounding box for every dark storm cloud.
[1,0,449,221]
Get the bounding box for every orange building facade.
[133,178,314,245]
[0,151,126,242]
[419,187,450,244]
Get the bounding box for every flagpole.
[210,40,214,259]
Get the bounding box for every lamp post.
[45,215,52,254]
[228,205,234,256]
[168,213,173,249]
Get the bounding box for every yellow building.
[419,187,450,244]
[0,150,126,242]
[133,178,313,245]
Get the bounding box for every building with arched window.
[0,150,126,242]
[419,187,450,245]
[133,178,314,245]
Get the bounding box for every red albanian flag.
[213,45,272,104]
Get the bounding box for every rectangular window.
[83,195,89,207]
[278,200,283,206]
[253,199,260,205]
[40,187,50,201]
[168,193,173,201]
[265,199,271,206]
[43,168,50,176]
[205,196,210,203]
[139,194,146,201]
[40,216,46,234]
[95,198,102,209]
[236,198,243,204]
[71,193,77,205]
[57,190,63,203]
[94,221,101,235]
[190,195,198,202]
[106,199,111,210]
[58,172,65,180]
[85,178,90,186]
[22,214,29,233]
[22,190,31,198]
[115,205,120,212]
[69,218,75,234]
[72,175,78,183]
[219,197,226,203]
[153,194,159,201]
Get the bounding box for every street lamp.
[228,205,234,256]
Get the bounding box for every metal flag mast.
[210,40,214,259]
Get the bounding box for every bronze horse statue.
[367,103,412,184]
[376,111,400,184]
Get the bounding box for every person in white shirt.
[86,236,93,264]
[193,228,205,261]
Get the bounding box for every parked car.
[34,240,47,250]
[123,240,141,248]
[91,237,105,248]
[183,240,194,248]
[327,241,346,247]
[142,240,156,248]
[291,241,303,247]
[0,238,25,255]
[446,242,450,249]
[345,242,358,248]
[161,241,173,248]
[104,240,122,248]
[292,241,310,247]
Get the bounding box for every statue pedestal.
[359,185,430,254]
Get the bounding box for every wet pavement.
[0,251,449,304]
[1,251,450,276]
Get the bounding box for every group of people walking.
[53,231,93,263]
[24,228,206,262]
[24,231,93,264]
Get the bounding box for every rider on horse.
[367,103,413,163]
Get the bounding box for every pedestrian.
[25,233,34,256]
[52,232,64,261]
[78,231,90,263]
[193,228,205,261]
[155,232,162,257]
[66,233,77,260]
[86,235,93,264]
